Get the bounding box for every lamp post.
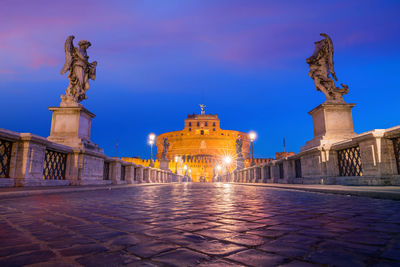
[216,164,222,182]
[174,155,179,174]
[249,131,257,166]
[148,133,156,167]
[183,164,188,182]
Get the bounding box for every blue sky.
[0,0,399,159]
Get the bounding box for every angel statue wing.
[320,33,337,81]
[60,35,75,75]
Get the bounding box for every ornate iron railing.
[392,138,400,174]
[295,159,302,178]
[279,163,284,179]
[0,139,12,178]
[43,149,67,180]
[263,165,271,180]
[103,162,110,180]
[337,146,362,176]
[256,167,261,181]
[121,165,126,181]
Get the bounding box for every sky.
[0,0,399,159]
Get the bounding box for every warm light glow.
[249,131,257,142]
[175,156,179,162]
[184,164,188,170]
[188,169,192,173]
[148,133,156,145]
[216,165,222,171]
[223,156,232,165]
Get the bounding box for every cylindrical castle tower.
[155,110,251,182]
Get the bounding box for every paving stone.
[258,243,308,258]
[59,244,108,256]
[152,248,210,266]
[0,184,399,266]
[109,234,144,247]
[76,251,140,266]
[278,260,321,267]
[0,244,40,257]
[0,250,56,266]
[246,229,286,239]
[226,249,286,267]
[48,238,97,250]
[381,248,400,261]
[195,228,237,240]
[126,240,178,258]
[224,234,266,246]
[197,259,245,266]
[187,239,246,256]
[306,249,367,267]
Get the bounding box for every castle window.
[189,122,192,126]
[201,130,204,135]
[213,122,216,126]
[213,128,215,131]
[197,122,200,127]
[205,122,208,126]
[189,128,191,131]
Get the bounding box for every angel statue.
[306,33,348,103]
[161,137,170,160]
[199,104,206,115]
[60,35,97,104]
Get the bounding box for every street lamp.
[223,156,232,165]
[174,155,179,174]
[183,164,188,182]
[249,131,257,166]
[148,133,156,167]
[216,164,222,175]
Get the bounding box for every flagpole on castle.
[116,139,119,158]
[283,137,286,153]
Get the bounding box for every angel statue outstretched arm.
[60,35,98,104]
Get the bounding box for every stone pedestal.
[235,157,245,171]
[160,159,170,171]
[48,104,103,153]
[301,103,356,152]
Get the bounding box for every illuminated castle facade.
[123,107,271,182]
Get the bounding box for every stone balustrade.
[0,128,183,187]
[221,126,400,186]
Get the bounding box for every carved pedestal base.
[48,103,103,153]
[301,102,356,152]
[160,159,170,171]
[235,157,245,171]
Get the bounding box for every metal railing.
[103,162,110,180]
[295,159,302,178]
[337,146,363,176]
[392,138,400,175]
[256,167,261,181]
[121,165,126,181]
[43,149,67,180]
[0,139,12,178]
[279,163,284,179]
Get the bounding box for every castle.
[123,106,271,182]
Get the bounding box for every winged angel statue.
[60,35,97,103]
[306,33,348,103]
[161,138,170,160]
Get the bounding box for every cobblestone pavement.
[0,183,400,267]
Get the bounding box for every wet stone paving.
[0,183,400,267]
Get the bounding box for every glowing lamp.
[223,156,232,165]
[249,131,257,142]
